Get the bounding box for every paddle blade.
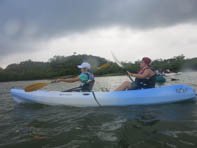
[24,82,51,92]
[111,51,124,68]
[97,63,110,70]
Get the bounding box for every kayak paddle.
[24,63,112,92]
[24,63,110,92]
[111,51,134,82]
[24,81,55,92]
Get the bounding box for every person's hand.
[127,71,133,76]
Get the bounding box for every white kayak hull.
[10,85,196,107]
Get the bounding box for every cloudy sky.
[1,0,197,68]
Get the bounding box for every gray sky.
[1,0,197,68]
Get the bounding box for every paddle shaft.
[122,67,134,82]
[111,51,134,82]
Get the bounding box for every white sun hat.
[77,62,91,69]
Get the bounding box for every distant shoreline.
[0,73,125,83]
[2,71,197,83]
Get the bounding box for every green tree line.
[0,54,196,82]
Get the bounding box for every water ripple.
[0,73,197,147]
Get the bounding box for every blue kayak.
[10,84,196,107]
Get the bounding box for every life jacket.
[80,72,95,92]
[135,66,156,89]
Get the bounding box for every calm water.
[0,72,197,148]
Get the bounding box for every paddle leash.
[92,91,101,107]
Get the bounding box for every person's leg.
[114,81,131,91]
[128,82,139,90]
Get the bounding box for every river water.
[0,72,197,148]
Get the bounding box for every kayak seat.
[63,80,95,92]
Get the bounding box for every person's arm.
[78,73,89,83]
[56,77,80,83]
[128,69,151,79]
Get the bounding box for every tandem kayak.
[10,85,196,107]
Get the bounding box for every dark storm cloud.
[0,0,197,58]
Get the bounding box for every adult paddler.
[115,57,156,91]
